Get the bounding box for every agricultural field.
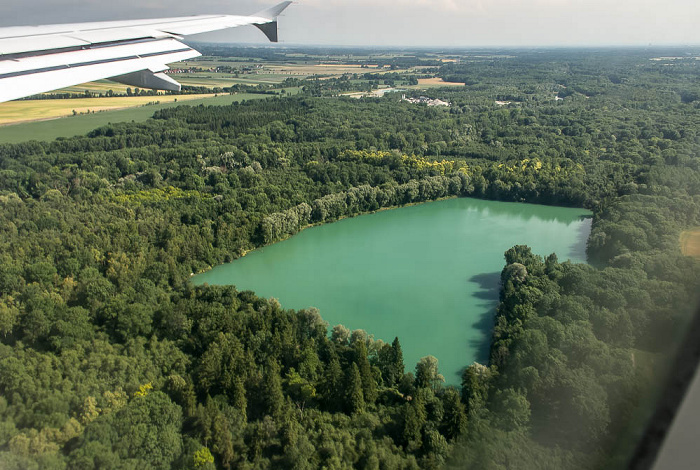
[0,94,218,125]
[54,79,132,95]
[0,92,285,143]
[170,59,412,80]
[53,55,444,95]
[46,56,374,95]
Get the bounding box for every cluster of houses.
[164,67,201,74]
[401,94,450,107]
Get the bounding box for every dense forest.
[0,48,699,469]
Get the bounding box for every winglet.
[252,1,292,42]
[254,1,293,21]
[255,21,279,42]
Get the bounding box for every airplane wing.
[0,1,292,103]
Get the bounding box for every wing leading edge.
[0,1,293,103]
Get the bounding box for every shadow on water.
[456,271,502,380]
[568,215,593,261]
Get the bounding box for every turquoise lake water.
[194,197,591,384]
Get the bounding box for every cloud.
[303,0,461,12]
[302,0,578,14]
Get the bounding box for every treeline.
[259,150,591,246]
[180,85,283,96]
[23,88,163,100]
[19,81,289,103]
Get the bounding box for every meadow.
[680,228,700,259]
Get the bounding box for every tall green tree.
[354,340,377,405]
[345,363,365,414]
[261,359,285,420]
[441,388,467,440]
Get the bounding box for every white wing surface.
[0,1,292,103]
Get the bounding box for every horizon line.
[188,41,700,51]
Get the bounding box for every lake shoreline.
[193,197,591,384]
[194,194,591,275]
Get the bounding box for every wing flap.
[111,70,183,92]
[0,39,199,102]
[0,39,195,75]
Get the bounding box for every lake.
[193,197,591,384]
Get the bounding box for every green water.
[194,197,591,384]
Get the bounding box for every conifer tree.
[441,388,467,440]
[321,355,343,411]
[261,359,285,419]
[402,402,424,452]
[231,377,247,416]
[354,340,377,405]
[392,336,405,385]
[345,363,365,414]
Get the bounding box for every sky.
[1,0,698,47]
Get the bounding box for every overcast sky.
[1,0,698,47]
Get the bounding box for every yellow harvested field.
[0,94,218,125]
[417,77,464,87]
[176,79,240,87]
[680,228,700,259]
[57,80,132,94]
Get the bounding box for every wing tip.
[254,1,293,22]
[253,1,293,42]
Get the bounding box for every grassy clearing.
[0,94,219,125]
[680,227,700,259]
[0,92,293,144]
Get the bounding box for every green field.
[0,93,288,144]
